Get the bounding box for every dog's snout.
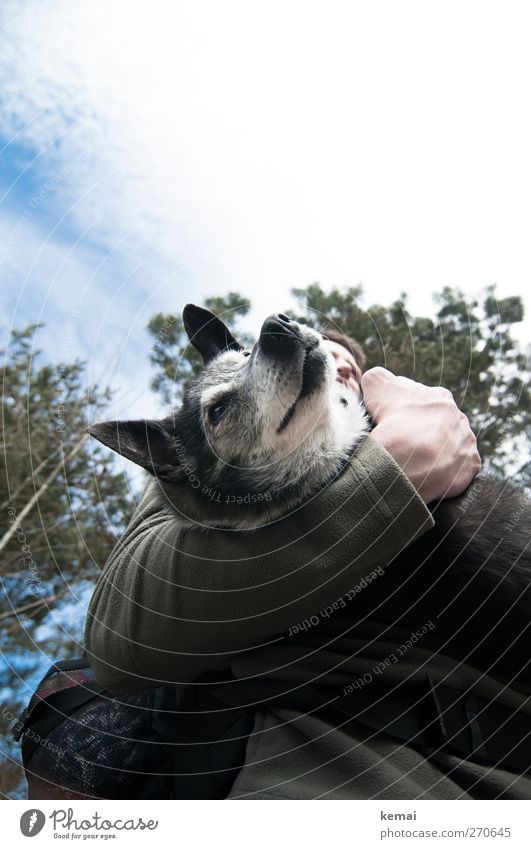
[259,314,300,357]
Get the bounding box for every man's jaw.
[336,376,360,396]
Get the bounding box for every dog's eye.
[243,351,251,357]
[208,401,229,425]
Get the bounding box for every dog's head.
[89,305,367,527]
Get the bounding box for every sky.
[1,0,530,425]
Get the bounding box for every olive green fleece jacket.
[84,436,433,692]
[84,436,531,799]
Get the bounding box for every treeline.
[1,283,528,795]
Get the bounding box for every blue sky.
[1,0,530,431]
[0,116,173,422]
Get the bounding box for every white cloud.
[0,207,160,425]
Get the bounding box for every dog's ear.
[88,419,184,481]
[183,304,242,363]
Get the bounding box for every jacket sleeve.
[84,435,434,693]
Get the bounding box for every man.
[323,327,478,501]
[85,329,519,800]
[321,327,365,396]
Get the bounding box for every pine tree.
[146,285,529,484]
[147,292,251,405]
[1,324,131,797]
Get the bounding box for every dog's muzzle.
[259,313,302,358]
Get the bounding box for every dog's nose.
[259,314,300,356]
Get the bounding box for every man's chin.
[335,378,360,397]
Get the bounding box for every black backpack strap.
[52,653,90,672]
[420,676,531,773]
[143,675,255,799]
[207,673,531,775]
[13,654,103,748]
[17,683,107,763]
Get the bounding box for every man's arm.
[84,435,433,693]
[362,367,482,503]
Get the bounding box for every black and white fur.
[90,307,368,529]
[90,305,530,683]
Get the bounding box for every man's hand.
[361,367,482,504]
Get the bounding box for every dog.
[89,304,530,684]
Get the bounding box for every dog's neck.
[155,424,368,531]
